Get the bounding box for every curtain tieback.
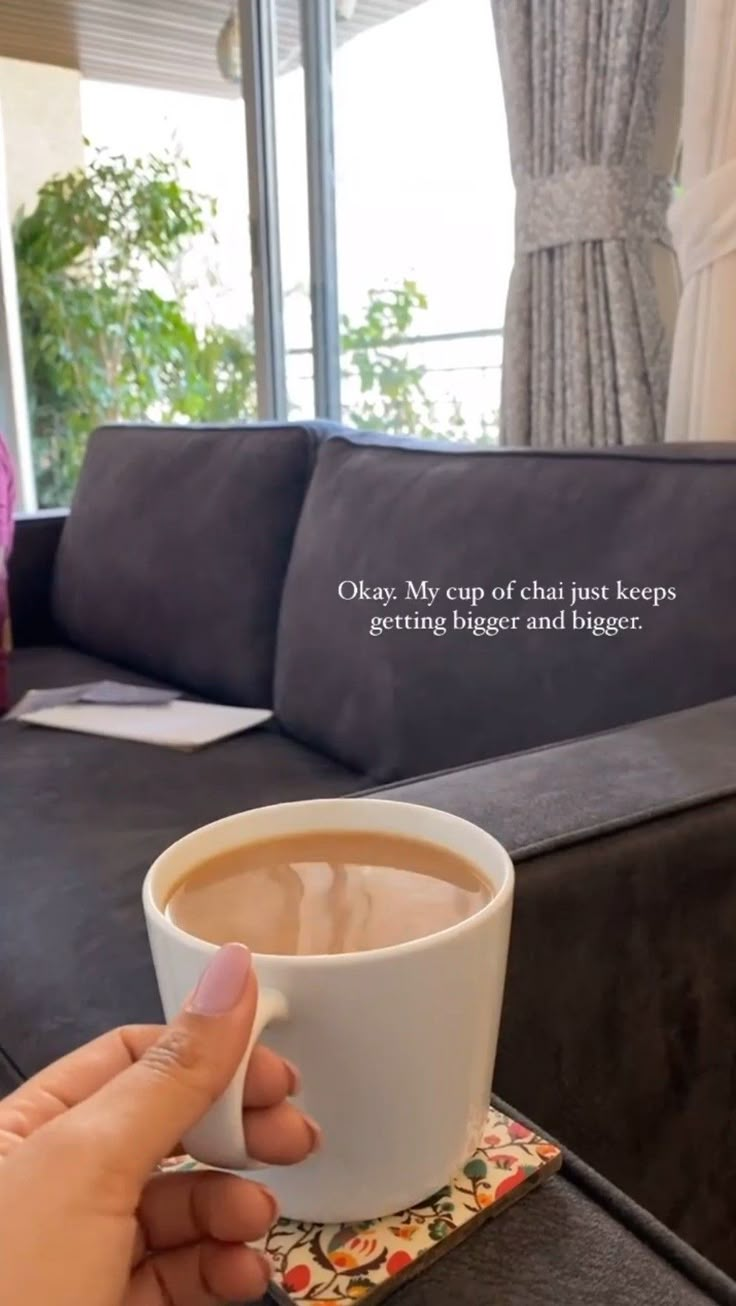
[516,165,673,254]
[669,160,736,285]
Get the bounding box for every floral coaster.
[166,1106,561,1304]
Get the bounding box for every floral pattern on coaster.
[172,1106,561,1304]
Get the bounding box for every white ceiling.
[0,0,427,97]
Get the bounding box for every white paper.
[18,700,273,750]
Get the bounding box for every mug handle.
[181,986,289,1170]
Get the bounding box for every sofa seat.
[1,646,364,1076]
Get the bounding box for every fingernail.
[255,1183,280,1226]
[283,1057,302,1096]
[257,1252,274,1281]
[304,1114,323,1154]
[187,943,252,1015]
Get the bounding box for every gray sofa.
[4,422,736,1284]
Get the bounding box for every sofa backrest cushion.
[53,423,319,706]
[274,435,736,782]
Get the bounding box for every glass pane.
[3,44,254,507]
[332,0,512,444]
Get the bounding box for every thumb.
[69,943,257,1188]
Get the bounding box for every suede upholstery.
[276,438,736,780]
[371,703,736,1276]
[461,1174,730,1305]
[53,424,322,706]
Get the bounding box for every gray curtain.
[492,0,682,447]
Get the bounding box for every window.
[0,1,513,508]
[332,0,512,443]
[1,30,256,508]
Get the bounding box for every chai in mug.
[163,828,494,956]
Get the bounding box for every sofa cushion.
[0,645,363,1074]
[275,436,736,781]
[52,423,319,707]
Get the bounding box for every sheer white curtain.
[666,2,736,441]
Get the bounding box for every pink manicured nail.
[283,1057,302,1095]
[187,943,252,1015]
[304,1115,323,1153]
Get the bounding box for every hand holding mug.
[0,945,316,1306]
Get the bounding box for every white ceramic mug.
[143,797,514,1223]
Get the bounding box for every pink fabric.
[0,434,15,714]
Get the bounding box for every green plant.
[446,399,500,446]
[340,283,499,446]
[340,281,438,436]
[15,147,257,506]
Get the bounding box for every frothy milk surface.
[164,829,491,956]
